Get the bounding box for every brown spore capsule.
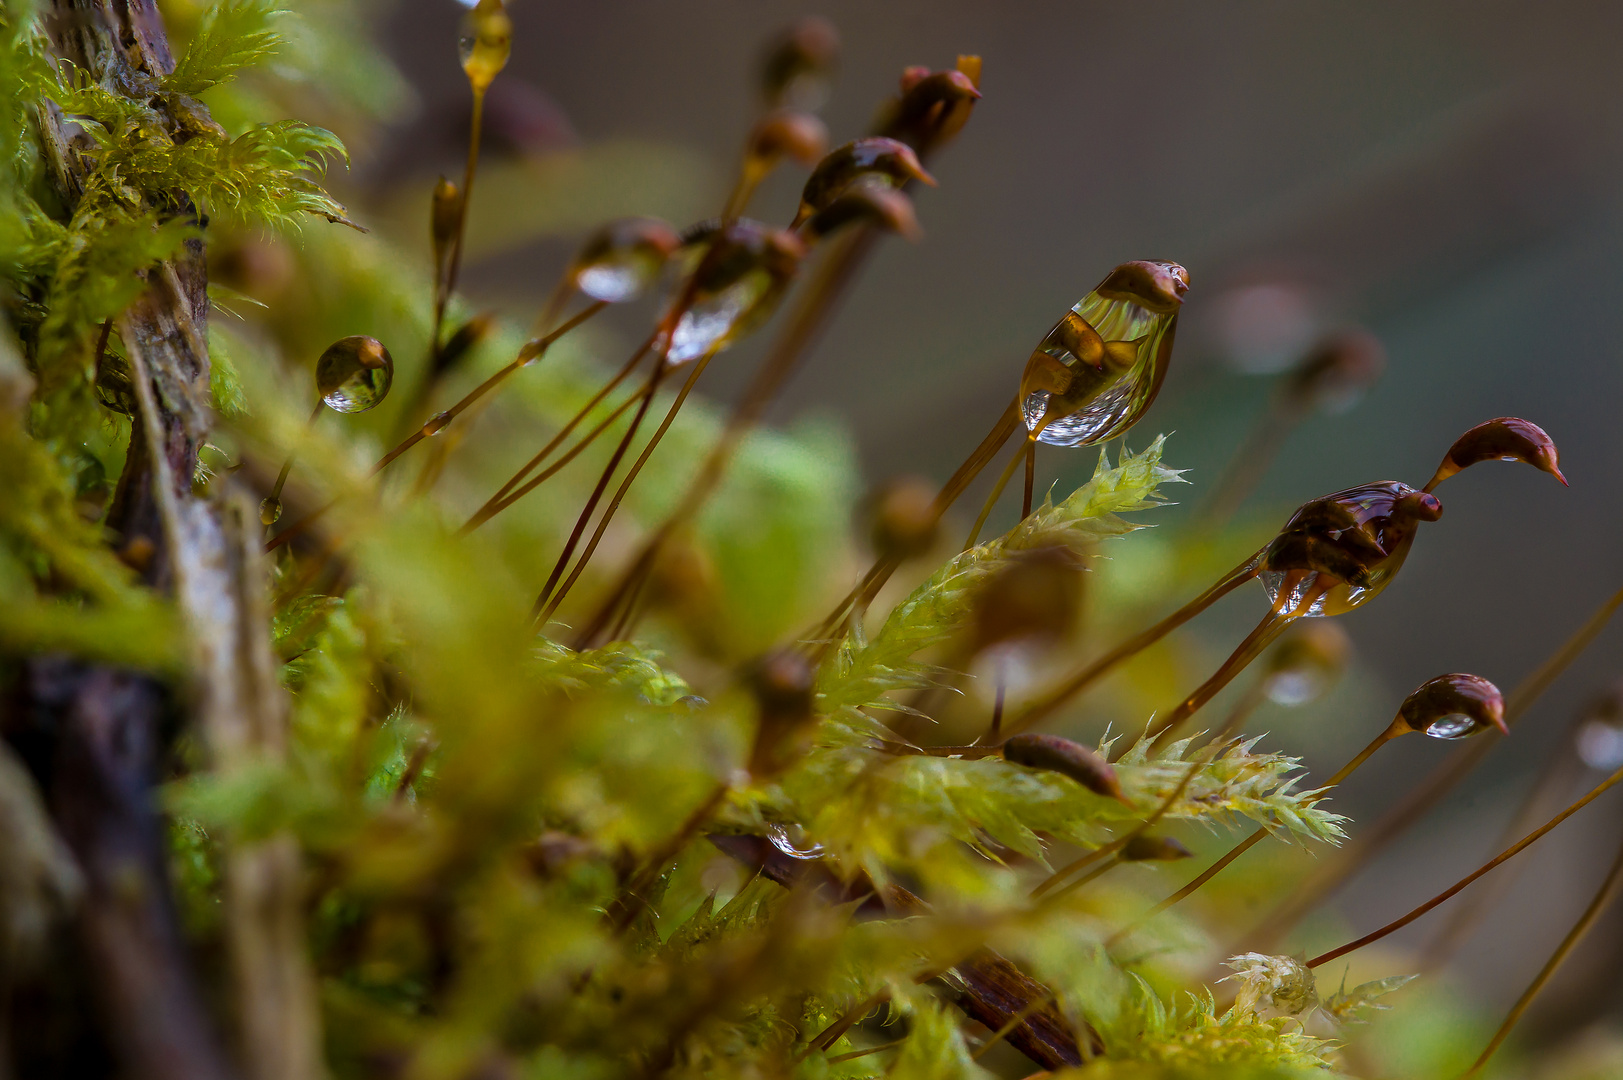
[1094,260,1191,315]
[1393,673,1507,740]
[868,476,940,562]
[1427,417,1567,491]
[1262,621,1352,706]
[432,312,494,377]
[1002,733,1127,803]
[801,183,921,242]
[971,545,1085,655]
[664,220,805,365]
[1258,481,1443,618]
[1121,835,1194,862]
[316,336,395,414]
[431,177,461,258]
[1280,328,1385,414]
[793,137,935,227]
[746,109,829,170]
[746,648,819,777]
[878,68,982,150]
[1020,261,1188,447]
[759,16,839,110]
[570,217,681,304]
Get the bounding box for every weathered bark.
[18,3,325,1079]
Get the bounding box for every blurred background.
[338,0,1622,1061]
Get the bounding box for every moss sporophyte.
[4,4,1619,1079]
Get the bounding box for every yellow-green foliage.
[0,2,1432,1078]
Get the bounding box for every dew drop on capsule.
[570,218,680,304]
[1021,260,1188,448]
[316,336,395,414]
[260,497,282,526]
[458,0,512,93]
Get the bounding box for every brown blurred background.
[363,0,1623,1044]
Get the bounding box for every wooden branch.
[29,3,323,1079]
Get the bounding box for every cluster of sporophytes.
[4,1,1623,1079]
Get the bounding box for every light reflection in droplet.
[1424,713,1479,740]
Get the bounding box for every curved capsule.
[1426,417,1566,491]
[569,217,681,303]
[747,648,818,776]
[971,544,1084,653]
[664,220,805,365]
[1019,260,1189,447]
[1121,835,1194,862]
[878,67,982,150]
[759,16,839,110]
[316,336,394,414]
[868,475,940,561]
[746,109,829,171]
[793,137,935,226]
[431,177,461,266]
[1392,673,1506,740]
[1257,482,1442,617]
[458,0,512,93]
[801,183,921,242]
[1002,733,1126,802]
[1262,621,1352,706]
[1280,329,1385,415]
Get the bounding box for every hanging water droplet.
[571,218,680,303]
[458,0,512,93]
[1395,673,1506,739]
[421,410,452,437]
[662,221,804,366]
[1020,261,1188,447]
[1258,481,1442,618]
[1424,713,1479,740]
[316,336,395,414]
[259,497,282,526]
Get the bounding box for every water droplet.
[765,823,823,859]
[1424,713,1479,740]
[1397,673,1505,739]
[260,497,282,526]
[1258,481,1440,617]
[1020,261,1187,447]
[1577,721,1623,770]
[663,222,803,365]
[458,0,511,92]
[421,410,452,437]
[316,336,395,414]
[1258,570,1348,617]
[571,218,680,304]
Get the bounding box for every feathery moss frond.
[165,0,286,96]
[820,437,1183,713]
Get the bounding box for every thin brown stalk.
[1003,552,1264,738]
[1032,681,1265,900]
[463,328,657,533]
[577,228,888,646]
[1241,582,1623,952]
[533,366,666,621]
[1458,832,1623,1079]
[964,439,1026,549]
[549,349,720,629]
[1306,761,1623,969]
